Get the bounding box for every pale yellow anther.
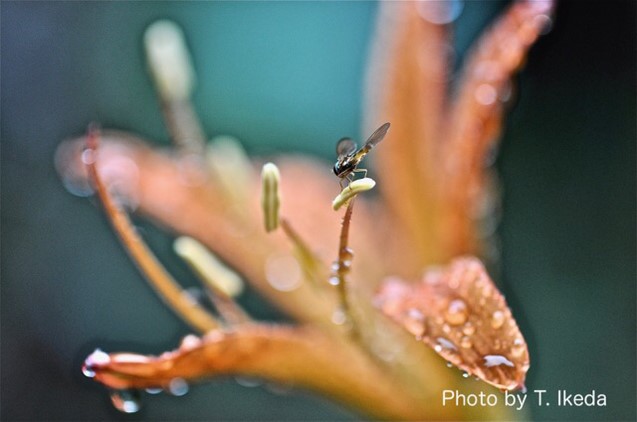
[144,20,195,101]
[332,178,376,211]
[261,163,281,232]
[173,236,244,298]
[206,136,251,205]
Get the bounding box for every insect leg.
[353,168,368,179]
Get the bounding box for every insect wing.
[363,122,391,149]
[335,137,357,158]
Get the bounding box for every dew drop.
[491,310,505,329]
[534,14,553,35]
[168,378,189,396]
[403,308,426,337]
[81,148,96,165]
[511,338,525,358]
[462,322,475,336]
[435,337,458,352]
[179,334,202,351]
[446,361,453,368]
[371,341,398,362]
[110,389,141,413]
[265,254,301,292]
[81,366,95,378]
[460,336,472,349]
[475,83,498,105]
[483,354,514,368]
[330,262,340,273]
[235,376,262,388]
[340,247,354,262]
[445,299,468,325]
[462,371,470,378]
[145,387,163,395]
[417,0,464,25]
[331,308,348,325]
[82,348,110,378]
[328,276,340,286]
[265,382,293,396]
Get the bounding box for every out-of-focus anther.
[174,236,244,298]
[174,236,249,325]
[144,20,205,155]
[261,162,281,233]
[206,136,252,208]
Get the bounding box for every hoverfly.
[333,122,390,187]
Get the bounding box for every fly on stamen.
[333,122,390,188]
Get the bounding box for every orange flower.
[57,1,554,420]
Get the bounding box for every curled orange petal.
[83,324,429,420]
[376,257,529,391]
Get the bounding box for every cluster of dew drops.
[82,347,294,414]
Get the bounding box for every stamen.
[332,201,358,336]
[280,219,328,289]
[332,178,376,211]
[174,236,250,325]
[144,20,205,154]
[207,136,252,208]
[173,236,244,298]
[260,162,281,232]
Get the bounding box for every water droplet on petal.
[235,376,262,388]
[475,83,498,105]
[462,371,470,378]
[82,348,110,378]
[81,366,95,378]
[265,382,294,396]
[511,338,525,358]
[436,337,458,353]
[534,14,553,35]
[446,361,453,368]
[145,388,163,395]
[179,334,201,351]
[417,0,464,25]
[460,336,472,349]
[168,378,189,396]
[491,310,505,329]
[445,299,468,325]
[403,308,426,337]
[483,354,514,368]
[462,322,475,336]
[265,254,301,292]
[110,389,141,413]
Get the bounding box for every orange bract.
[376,257,529,391]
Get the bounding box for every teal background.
[1,1,635,421]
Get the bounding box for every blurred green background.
[1,1,635,421]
